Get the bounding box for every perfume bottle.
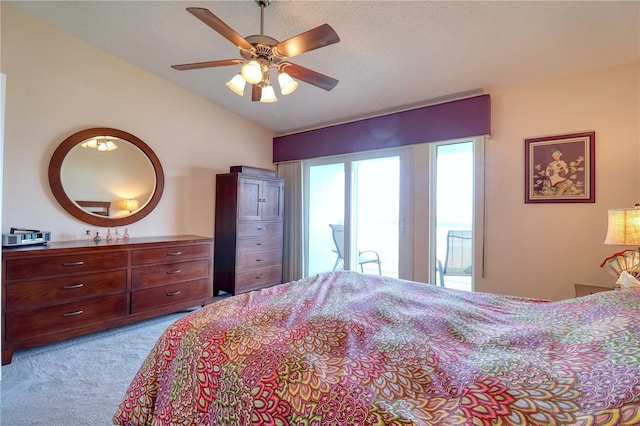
[114,227,121,241]
[84,230,92,241]
[94,232,101,242]
[106,228,112,242]
[122,228,130,240]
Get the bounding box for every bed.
[113,271,640,425]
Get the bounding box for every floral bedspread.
[113,271,640,425]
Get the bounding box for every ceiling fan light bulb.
[226,74,246,96]
[278,72,298,95]
[241,60,263,84]
[260,85,278,103]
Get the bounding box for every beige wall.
[1,5,275,241]
[2,5,639,300]
[477,62,640,300]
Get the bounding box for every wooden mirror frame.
[48,127,165,227]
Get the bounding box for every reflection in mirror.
[61,137,156,218]
[49,127,164,227]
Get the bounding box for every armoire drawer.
[5,251,128,280]
[237,221,283,238]
[132,244,211,266]
[132,259,210,289]
[7,294,127,342]
[6,270,126,311]
[131,278,210,313]
[237,235,283,253]
[235,266,282,293]
[236,249,282,272]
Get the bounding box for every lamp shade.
[604,207,640,245]
[259,85,278,103]
[225,74,246,96]
[122,199,139,213]
[278,71,298,95]
[241,60,262,85]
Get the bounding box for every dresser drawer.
[235,266,282,293]
[6,294,127,343]
[132,244,211,266]
[237,235,283,253]
[5,251,128,280]
[6,270,126,311]
[132,259,210,289]
[236,249,282,272]
[237,221,282,238]
[131,278,209,313]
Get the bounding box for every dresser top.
[2,235,212,258]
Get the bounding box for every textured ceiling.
[7,1,640,135]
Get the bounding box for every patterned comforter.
[113,271,640,425]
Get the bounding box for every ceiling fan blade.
[186,7,253,51]
[273,24,340,59]
[171,59,243,71]
[252,84,262,102]
[281,62,338,91]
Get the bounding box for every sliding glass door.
[433,141,474,291]
[306,162,345,275]
[305,153,400,278]
[303,138,483,286]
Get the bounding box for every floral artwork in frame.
[524,131,595,203]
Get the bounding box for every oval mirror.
[49,127,164,227]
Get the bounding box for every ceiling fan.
[171,0,340,103]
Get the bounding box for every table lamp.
[601,204,640,279]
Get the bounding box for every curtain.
[277,161,304,282]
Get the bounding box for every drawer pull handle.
[167,291,182,296]
[167,269,182,274]
[256,242,264,246]
[257,227,266,230]
[63,283,84,290]
[255,275,264,279]
[256,258,263,262]
[167,251,183,256]
[63,261,84,267]
[62,310,84,317]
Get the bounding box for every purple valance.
[273,94,491,163]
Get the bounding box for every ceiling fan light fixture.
[173,5,340,103]
[241,60,263,84]
[226,74,247,96]
[278,71,298,95]
[97,140,118,152]
[81,139,98,149]
[260,84,278,103]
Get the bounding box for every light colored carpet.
[0,308,196,425]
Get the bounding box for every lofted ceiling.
[6,1,640,136]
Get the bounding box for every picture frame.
[524,131,595,203]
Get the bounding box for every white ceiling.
[7,1,640,135]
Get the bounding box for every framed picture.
[524,131,595,203]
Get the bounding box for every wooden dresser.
[2,235,212,365]
[214,166,284,295]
